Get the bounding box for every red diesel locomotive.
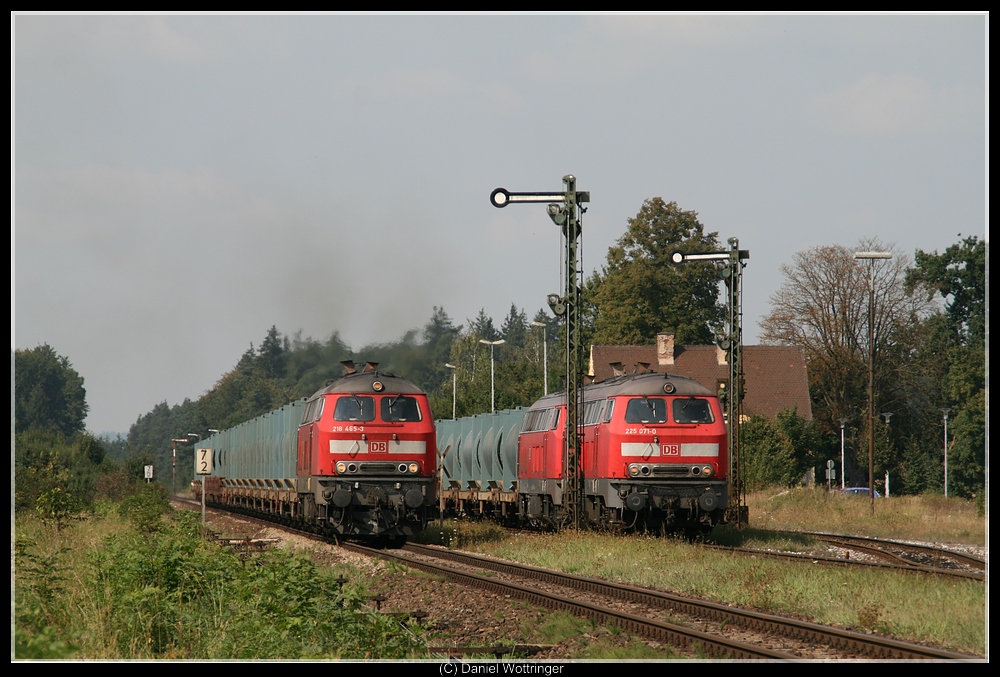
[437,371,728,535]
[196,362,437,542]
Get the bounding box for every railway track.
[804,532,986,573]
[174,498,981,660]
[366,542,976,661]
[346,541,802,660]
[701,541,985,581]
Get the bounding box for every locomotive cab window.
[673,397,714,424]
[583,400,605,426]
[521,408,550,433]
[334,395,375,422]
[381,395,422,422]
[300,399,317,425]
[603,399,615,423]
[625,397,667,424]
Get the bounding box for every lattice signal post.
[491,175,589,528]
[671,238,749,527]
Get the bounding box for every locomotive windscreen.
[381,396,422,422]
[625,397,667,424]
[334,396,375,421]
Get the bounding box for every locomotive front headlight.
[408,463,420,474]
[336,461,347,473]
[702,465,713,477]
[628,464,640,477]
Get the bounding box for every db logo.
[368,440,388,453]
[661,444,680,456]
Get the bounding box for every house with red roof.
[587,333,812,421]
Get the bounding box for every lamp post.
[941,408,951,497]
[531,321,548,396]
[880,413,892,497]
[445,363,457,419]
[170,437,190,496]
[838,417,848,490]
[854,251,892,514]
[479,339,505,413]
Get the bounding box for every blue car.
[841,487,882,498]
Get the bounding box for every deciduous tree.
[759,240,929,439]
[14,345,88,437]
[587,198,724,346]
[759,237,989,497]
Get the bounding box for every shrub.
[118,482,171,533]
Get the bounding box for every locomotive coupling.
[625,491,646,512]
[698,490,720,512]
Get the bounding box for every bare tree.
[760,239,932,440]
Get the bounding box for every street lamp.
[838,418,848,490]
[170,437,190,495]
[531,321,548,396]
[479,339,505,413]
[941,408,951,498]
[880,412,893,497]
[445,363,457,419]
[854,250,892,514]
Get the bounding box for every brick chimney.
[657,333,674,366]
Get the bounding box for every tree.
[757,239,977,494]
[470,308,500,341]
[740,416,797,491]
[256,325,288,379]
[14,345,88,437]
[760,241,930,435]
[907,235,986,344]
[35,487,84,533]
[500,304,528,352]
[587,198,724,346]
[431,306,548,419]
[904,235,986,498]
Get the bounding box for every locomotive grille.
[358,462,399,473]
[652,465,694,477]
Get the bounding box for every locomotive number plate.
[660,444,680,456]
[368,440,389,453]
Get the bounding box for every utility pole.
[854,250,892,515]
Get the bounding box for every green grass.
[746,486,985,545]
[530,611,593,644]
[709,525,820,551]
[415,518,510,548]
[456,530,984,656]
[424,489,986,655]
[15,507,424,659]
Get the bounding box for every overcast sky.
[13,14,987,435]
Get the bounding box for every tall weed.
[16,507,423,659]
[86,510,422,658]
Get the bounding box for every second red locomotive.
[437,371,728,535]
